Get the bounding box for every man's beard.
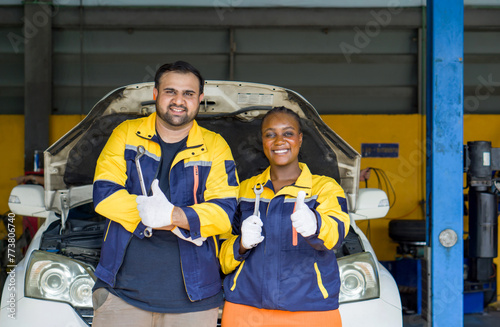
[156,103,199,127]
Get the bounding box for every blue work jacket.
[220,164,350,311]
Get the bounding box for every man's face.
[153,71,204,129]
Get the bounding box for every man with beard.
[92,61,239,327]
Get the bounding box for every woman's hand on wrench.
[240,215,265,252]
[136,179,174,228]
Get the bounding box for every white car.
[1,81,402,326]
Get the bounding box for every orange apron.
[221,301,342,327]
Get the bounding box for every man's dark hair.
[154,61,204,93]
[261,106,303,133]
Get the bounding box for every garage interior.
[1,0,500,326]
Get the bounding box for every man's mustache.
[168,104,187,111]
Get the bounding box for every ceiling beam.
[1,6,499,29]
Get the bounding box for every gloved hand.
[136,179,174,228]
[240,215,265,250]
[290,191,317,237]
[171,227,206,247]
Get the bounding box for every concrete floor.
[403,310,500,327]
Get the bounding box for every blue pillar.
[426,1,464,326]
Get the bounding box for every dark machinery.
[387,141,499,315]
[464,141,498,306]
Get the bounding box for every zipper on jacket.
[292,201,298,246]
[193,165,199,204]
[230,261,245,291]
[314,262,329,299]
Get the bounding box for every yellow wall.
[464,115,500,146]
[323,114,500,258]
[0,116,25,215]
[49,115,86,148]
[0,115,84,214]
[323,114,427,261]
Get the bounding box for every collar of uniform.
[295,162,313,190]
[185,120,205,151]
[257,163,313,198]
[135,114,205,154]
[170,120,206,169]
[255,166,272,188]
[135,112,157,140]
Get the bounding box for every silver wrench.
[247,183,264,248]
[253,183,263,216]
[135,145,153,238]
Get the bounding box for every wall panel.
[0,28,24,114]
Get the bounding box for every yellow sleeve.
[219,234,245,275]
[186,134,239,237]
[93,123,141,233]
[313,178,351,250]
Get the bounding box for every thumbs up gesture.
[290,191,317,237]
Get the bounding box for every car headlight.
[25,250,96,308]
[338,252,380,303]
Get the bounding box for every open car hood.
[44,81,360,215]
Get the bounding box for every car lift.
[426,1,464,326]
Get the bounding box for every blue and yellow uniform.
[220,163,350,311]
[93,112,239,301]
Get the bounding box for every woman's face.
[261,112,303,168]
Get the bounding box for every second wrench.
[253,183,263,216]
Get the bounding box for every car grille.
[76,308,94,326]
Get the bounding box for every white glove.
[171,227,206,247]
[290,191,317,237]
[240,215,265,250]
[136,179,174,228]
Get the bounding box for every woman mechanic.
[219,106,351,326]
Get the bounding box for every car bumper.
[339,298,403,327]
[0,297,89,327]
